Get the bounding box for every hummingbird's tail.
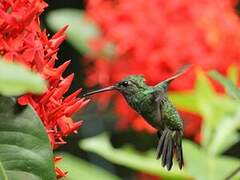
[156,128,184,170]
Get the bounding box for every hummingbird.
[82,65,190,170]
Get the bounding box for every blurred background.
[42,1,240,179]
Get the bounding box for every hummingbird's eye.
[121,81,129,87]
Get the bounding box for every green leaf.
[0,59,46,96]
[79,134,191,180]
[55,153,120,180]
[169,91,199,113]
[0,96,56,180]
[227,65,238,85]
[0,162,7,180]
[47,9,115,58]
[230,168,240,180]
[171,70,239,153]
[184,141,240,180]
[209,70,240,100]
[208,110,240,155]
[194,70,235,148]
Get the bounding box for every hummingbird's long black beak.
[82,85,116,97]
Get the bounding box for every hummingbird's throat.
[82,86,116,97]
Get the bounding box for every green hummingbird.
[83,65,190,170]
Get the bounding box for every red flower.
[0,0,88,178]
[180,111,202,144]
[136,172,161,180]
[85,0,240,140]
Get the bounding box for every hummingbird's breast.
[124,91,164,130]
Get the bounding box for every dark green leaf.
[0,96,56,180]
[0,59,46,96]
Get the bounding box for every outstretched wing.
[155,64,191,92]
[152,90,166,128]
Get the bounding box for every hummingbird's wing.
[154,64,191,91]
[152,90,165,126]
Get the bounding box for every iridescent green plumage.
[83,65,190,170]
[120,75,183,131]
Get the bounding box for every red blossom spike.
[48,133,56,147]
[56,60,71,75]
[57,117,69,134]
[56,137,67,145]
[63,99,80,108]
[47,129,55,133]
[71,120,83,134]
[79,98,90,109]
[59,73,74,87]
[0,9,17,26]
[39,89,55,103]
[55,167,67,179]
[39,29,50,45]
[43,60,71,78]
[52,25,68,39]
[48,105,64,120]
[45,48,59,59]
[52,74,74,99]
[46,55,57,67]
[22,8,37,27]
[50,35,66,49]
[64,98,87,117]
[64,88,82,102]
[17,95,30,105]
[54,156,62,163]
[43,67,58,78]
[34,51,45,72]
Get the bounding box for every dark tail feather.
[174,130,184,169]
[156,129,184,170]
[156,130,167,159]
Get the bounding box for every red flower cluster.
[85,0,240,137]
[0,0,88,178]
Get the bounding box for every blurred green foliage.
[79,134,190,180]
[47,9,114,58]
[55,153,120,180]
[209,69,240,100]
[0,58,46,96]
[47,9,115,59]
[47,9,99,56]
[170,69,240,153]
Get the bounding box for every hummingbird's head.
[82,75,148,97]
[115,75,147,95]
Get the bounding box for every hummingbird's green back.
[120,75,183,131]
